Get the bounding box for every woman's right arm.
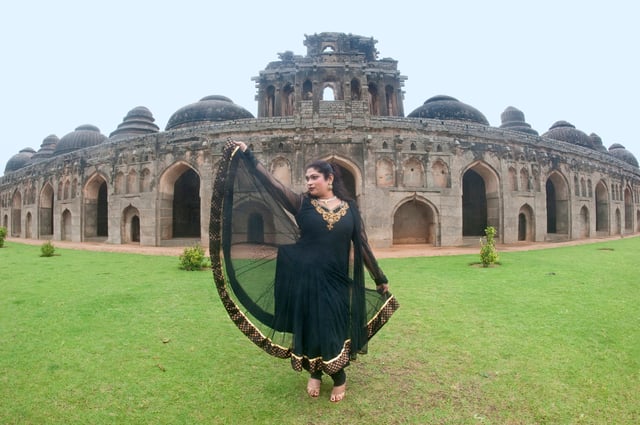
[229,140,302,215]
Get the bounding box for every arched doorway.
[624,187,633,232]
[517,204,534,241]
[614,209,622,235]
[61,209,72,240]
[393,198,438,245]
[579,205,590,238]
[319,155,361,201]
[173,168,200,238]
[247,213,264,243]
[121,205,141,243]
[39,183,54,237]
[131,216,140,242]
[545,172,570,236]
[84,174,109,239]
[25,212,32,238]
[233,200,276,245]
[595,181,609,234]
[159,163,201,241]
[11,190,22,237]
[462,163,500,237]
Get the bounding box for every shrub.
[479,226,499,267]
[0,226,6,248]
[179,244,209,271]
[40,241,56,257]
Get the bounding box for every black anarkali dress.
[210,144,398,375]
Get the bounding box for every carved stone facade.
[2,32,639,248]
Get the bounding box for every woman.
[214,140,398,403]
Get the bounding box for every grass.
[1,238,639,424]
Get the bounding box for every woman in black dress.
[212,140,398,402]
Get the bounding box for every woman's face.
[305,167,333,198]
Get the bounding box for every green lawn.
[1,238,639,424]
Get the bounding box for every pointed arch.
[545,171,570,235]
[61,209,72,241]
[114,171,125,195]
[579,205,590,238]
[302,80,313,100]
[84,173,109,239]
[431,159,449,189]
[322,84,336,101]
[39,183,55,237]
[126,169,138,194]
[462,162,500,237]
[63,179,70,200]
[25,212,33,239]
[270,157,292,187]
[158,161,201,240]
[281,82,295,116]
[140,168,152,192]
[350,78,361,100]
[518,203,535,241]
[11,189,22,237]
[614,208,622,235]
[624,185,633,231]
[402,157,424,187]
[121,205,141,244]
[264,85,276,117]
[508,167,518,191]
[392,196,439,245]
[595,180,609,233]
[520,167,531,191]
[318,154,362,201]
[385,85,397,116]
[376,157,395,187]
[368,83,379,115]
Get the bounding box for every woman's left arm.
[358,216,390,294]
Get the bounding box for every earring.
[328,183,333,190]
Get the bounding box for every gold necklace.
[311,199,349,230]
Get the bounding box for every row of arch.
[2,157,638,245]
[261,79,400,118]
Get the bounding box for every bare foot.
[307,377,321,398]
[330,383,346,403]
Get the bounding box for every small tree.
[40,241,56,257]
[0,226,6,248]
[179,244,209,271]
[479,226,499,267]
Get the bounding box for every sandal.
[330,383,346,403]
[306,377,321,398]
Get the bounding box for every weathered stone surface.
[1,32,639,248]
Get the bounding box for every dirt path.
[7,234,634,258]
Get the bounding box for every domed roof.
[4,147,36,174]
[589,133,608,153]
[29,134,59,163]
[608,143,639,167]
[109,106,160,141]
[407,95,489,125]
[54,124,108,156]
[499,106,538,135]
[542,121,593,149]
[165,95,254,130]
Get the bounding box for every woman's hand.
[227,139,248,152]
[376,283,389,295]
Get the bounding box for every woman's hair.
[305,160,353,201]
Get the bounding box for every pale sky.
[2,0,638,172]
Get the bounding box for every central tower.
[253,32,406,118]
